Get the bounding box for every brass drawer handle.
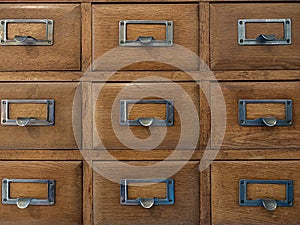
[1,99,55,127]
[120,179,174,209]
[0,19,53,46]
[239,179,293,211]
[119,20,173,47]
[238,19,291,45]
[2,179,55,209]
[120,99,174,127]
[238,99,292,127]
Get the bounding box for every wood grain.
[9,103,47,120]
[0,161,82,225]
[212,161,300,225]
[81,3,92,71]
[92,4,199,71]
[0,82,79,149]
[93,82,200,150]
[211,82,300,149]
[0,4,81,71]
[199,2,210,68]
[210,3,300,70]
[93,161,200,225]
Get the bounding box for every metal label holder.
[238,19,292,45]
[0,19,54,46]
[119,20,173,47]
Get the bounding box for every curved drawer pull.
[239,179,293,211]
[261,116,277,127]
[255,34,276,42]
[138,118,154,127]
[261,198,277,211]
[120,179,174,209]
[136,36,155,44]
[14,35,37,44]
[2,179,56,209]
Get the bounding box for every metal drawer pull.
[2,179,55,209]
[119,20,173,47]
[239,99,292,126]
[120,179,174,209]
[238,19,292,45]
[239,179,293,211]
[0,19,53,46]
[120,99,174,127]
[1,99,55,127]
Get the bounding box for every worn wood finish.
[212,161,300,225]
[93,161,200,225]
[0,82,79,149]
[83,161,93,225]
[210,3,300,70]
[81,3,92,71]
[200,164,211,225]
[211,82,300,149]
[9,103,47,120]
[92,4,199,71]
[199,2,210,68]
[0,4,81,71]
[93,82,200,150]
[0,161,82,225]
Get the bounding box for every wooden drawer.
[210,3,300,70]
[92,4,199,71]
[93,161,199,225]
[0,4,81,71]
[0,82,79,149]
[212,161,300,225]
[93,82,200,150]
[211,81,300,149]
[0,161,82,225]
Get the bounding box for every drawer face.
[0,161,82,225]
[93,161,199,225]
[93,82,200,150]
[211,82,300,149]
[92,4,199,71]
[0,83,79,149]
[0,4,81,71]
[210,3,300,70]
[212,161,300,225]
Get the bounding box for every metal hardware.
[238,99,292,126]
[238,19,292,45]
[2,179,55,209]
[239,179,293,211]
[120,99,174,127]
[119,20,173,47]
[1,99,55,126]
[120,179,174,209]
[0,19,53,46]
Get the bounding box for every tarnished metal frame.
[120,178,174,206]
[238,19,292,45]
[120,99,174,126]
[238,99,292,126]
[1,99,55,126]
[239,179,293,207]
[119,20,173,47]
[2,178,55,206]
[0,19,53,46]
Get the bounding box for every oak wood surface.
[93,161,200,225]
[212,161,300,225]
[92,4,199,71]
[0,4,81,71]
[0,82,79,149]
[93,82,200,150]
[211,81,300,149]
[210,3,300,70]
[0,161,82,225]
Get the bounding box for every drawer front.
[0,161,82,225]
[92,4,199,71]
[93,82,200,150]
[93,161,199,225]
[210,3,300,70]
[0,4,81,71]
[212,161,300,225]
[211,82,300,149]
[0,82,79,149]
